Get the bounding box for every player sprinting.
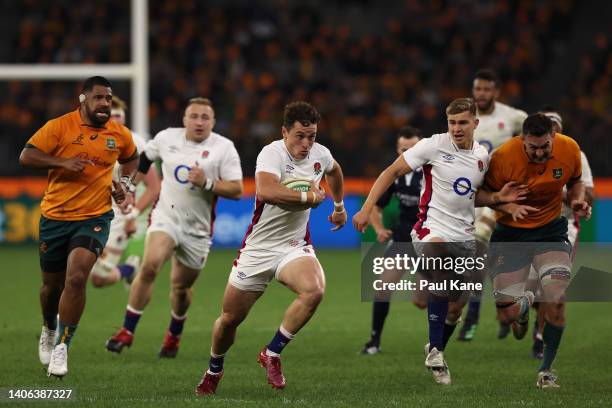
[360,126,424,355]
[458,69,528,341]
[486,113,591,388]
[195,101,347,395]
[353,98,528,385]
[90,96,161,288]
[106,97,243,358]
[527,108,595,359]
[20,76,138,378]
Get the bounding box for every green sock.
[539,322,564,372]
[55,321,78,347]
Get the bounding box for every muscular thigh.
[143,231,176,266]
[170,256,201,288]
[277,256,325,294]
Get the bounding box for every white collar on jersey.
[448,133,476,153]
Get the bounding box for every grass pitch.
[1,246,611,407]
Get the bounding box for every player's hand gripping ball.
[278,178,319,211]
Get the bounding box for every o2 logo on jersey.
[174,165,191,184]
[479,140,493,153]
[453,177,475,199]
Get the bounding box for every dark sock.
[371,301,390,342]
[427,297,449,351]
[466,300,481,322]
[267,326,294,355]
[117,264,135,279]
[123,307,142,333]
[168,313,186,337]
[208,354,225,374]
[55,321,78,347]
[539,322,564,371]
[442,320,458,348]
[43,312,58,331]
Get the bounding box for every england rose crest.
[478,160,484,172]
[314,162,322,175]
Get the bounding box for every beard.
[476,98,494,112]
[86,105,111,126]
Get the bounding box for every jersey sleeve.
[131,132,148,154]
[485,150,506,191]
[402,136,436,170]
[219,142,243,181]
[322,145,335,173]
[255,145,283,178]
[118,126,137,161]
[26,120,61,154]
[580,151,594,188]
[144,131,164,161]
[512,108,528,135]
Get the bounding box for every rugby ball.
[278,178,313,212]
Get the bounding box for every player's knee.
[300,285,325,308]
[412,298,427,310]
[66,272,88,291]
[138,263,159,283]
[495,304,517,325]
[91,274,108,288]
[447,304,463,323]
[219,310,246,328]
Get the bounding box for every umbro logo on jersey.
[442,154,455,162]
[286,164,295,173]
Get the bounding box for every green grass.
[1,246,611,407]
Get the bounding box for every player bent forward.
[195,101,347,395]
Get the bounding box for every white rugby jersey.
[238,140,335,253]
[403,133,489,241]
[562,150,594,219]
[112,131,147,214]
[475,102,527,153]
[144,128,242,237]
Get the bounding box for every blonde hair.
[111,96,127,111]
[446,98,476,116]
[185,97,214,112]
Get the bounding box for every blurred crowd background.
[0,0,610,177]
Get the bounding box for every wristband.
[333,200,344,208]
[300,191,308,204]
[204,178,215,191]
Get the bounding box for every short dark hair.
[82,76,112,92]
[446,98,477,116]
[283,101,321,129]
[474,68,500,87]
[522,113,553,137]
[397,126,422,140]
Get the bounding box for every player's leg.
[37,216,69,366]
[90,247,123,287]
[527,266,544,358]
[459,240,488,341]
[48,212,112,378]
[38,271,65,366]
[533,250,571,388]
[106,231,174,353]
[363,266,405,354]
[90,215,132,287]
[418,236,453,385]
[411,271,429,309]
[159,256,201,358]
[196,283,263,396]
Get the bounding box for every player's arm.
[369,205,392,242]
[324,160,347,231]
[474,181,528,207]
[134,166,161,213]
[256,172,324,207]
[19,144,91,171]
[210,179,243,200]
[352,155,412,232]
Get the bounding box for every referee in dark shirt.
[362,126,423,355]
